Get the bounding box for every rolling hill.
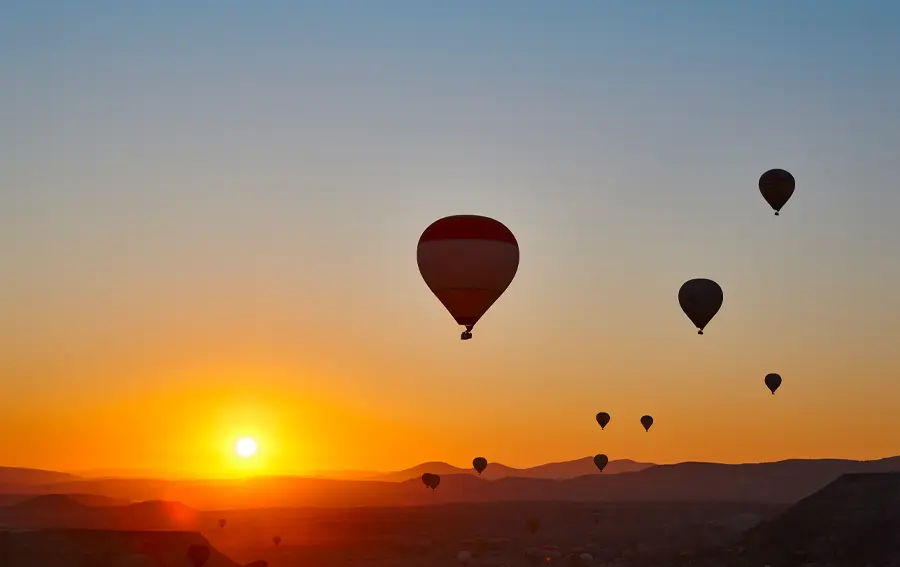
[0,456,895,510]
[0,495,200,530]
[375,457,653,481]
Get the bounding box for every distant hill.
[0,528,239,566]
[10,456,898,510]
[375,458,654,482]
[0,467,79,486]
[743,472,900,566]
[0,495,200,530]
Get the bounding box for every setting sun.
[235,437,257,458]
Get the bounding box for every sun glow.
[235,437,257,458]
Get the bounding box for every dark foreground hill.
[0,528,240,566]
[742,472,900,567]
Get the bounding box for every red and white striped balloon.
[416,215,519,339]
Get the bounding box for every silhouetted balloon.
[421,473,440,490]
[678,278,723,334]
[640,415,653,432]
[526,517,541,535]
[272,536,281,547]
[759,168,795,215]
[186,544,210,567]
[458,550,473,566]
[217,518,226,529]
[473,457,488,474]
[595,412,610,430]
[765,373,782,394]
[417,215,519,340]
[593,454,608,472]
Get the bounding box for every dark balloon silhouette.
[595,412,610,429]
[272,535,281,547]
[473,457,488,474]
[526,517,541,535]
[593,454,608,471]
[765,373,782,394]
[186,544,210,567]
[759,168,795,215]
[417,215,519,340]
[640,415,653,432]
[217,518,226,529]
[678,278,723,334]
[421,472,440,490]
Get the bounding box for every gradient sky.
[3,1,900,478]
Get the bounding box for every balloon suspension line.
[461,326,474,340]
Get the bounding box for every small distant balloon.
[526,517,541,535]
[272,536,281,547]
[473,457,488,475]
[186,544,210,567]
[458,550,473,566]
[640,415,653,432]
[759,169,795,215]
[678,278,723,334]
[765,373,782,394]
[217,518,226,529]
[417,215,519,340]
[593,454,608,472]
[421,473,440,490]
[595,412,610,430]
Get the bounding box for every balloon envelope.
[593,454,608,471]
[765,373,782,394]
[595,412,610,429]
[678,279,723,334]
[272,536,281,547]
[473,457,488,474]
[759,169,795,215]
[417,215,519,332]
[217,518,226,528]
[526,517,541,534]
[640,415,653,431]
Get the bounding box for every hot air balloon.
[595,412,610,430]
[593,454,608,472]
[640,415,653,432]
[421,473,440,490]
[458,550,473,566]
[678,278,723,334]
[473,457,488,475]
[417,215,519,340]
[186,544,210,567]
[526,517,541,535]
[217,518,226,529]
[765,373,782,394]
[759,169,795,215]
[272,536,281,547]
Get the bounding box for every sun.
[235,437,257,458]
